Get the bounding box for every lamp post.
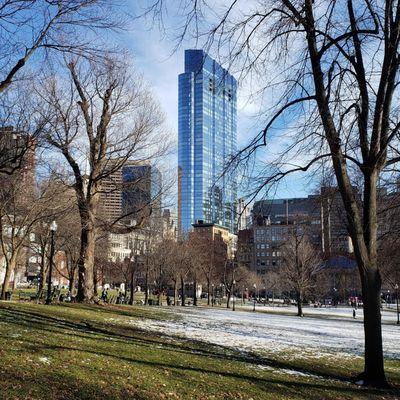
[129,237,139,306]
[395,284,399,325]
[211,284,215,307]
[45,221,57,305]
[232,280,236,311]
[253,284,257,312]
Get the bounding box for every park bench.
[18,291,38,301]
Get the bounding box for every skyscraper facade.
[99,161,162,228]
[178,49,237,233]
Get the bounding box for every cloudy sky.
[119,2,312,200]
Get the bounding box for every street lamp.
[253,283,257,312]
[211,283,215,307]
[45,221,57,305]
[129,237,139,306]
[232,280,236,311]
[395,284,399,325]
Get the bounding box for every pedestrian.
[101,288,108,303]
[353,308,356,319]
[105,288,109,303]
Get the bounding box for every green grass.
[0,302,398,400]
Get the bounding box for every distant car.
[16,282,31,288]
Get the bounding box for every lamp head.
[50,221,58,232]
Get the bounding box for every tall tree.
[39,57,166,302]
[0,1,122,177]
[0,174,66,298]
[280,227,322,316]
[189,230,227,306]
[149,0,400,386]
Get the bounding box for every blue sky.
[118,3,312,201]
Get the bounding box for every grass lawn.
[0,302,398,400]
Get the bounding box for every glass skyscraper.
[178,49,237,233]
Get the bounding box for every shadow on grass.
[0,369,151,400]
[0,303,399,399]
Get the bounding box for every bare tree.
[56,200,82,293]
[0,0,122,95]
[0,83,45,176]
[280,227,322,316]
[0,2,122,177]
[148,0,400,386]
[39,57,167,302]
[189,229,227,306]
[221,260,253,309]
[163,240,186,306]
[379,236,400,297]
[165,239,191,307]
[31,184,77,299]
[0,173,67,298]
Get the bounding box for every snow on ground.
[133,307,400,361]
[240,304,399,323]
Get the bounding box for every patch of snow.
[131,307,400,361]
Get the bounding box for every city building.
[237,229,254,270]
[252,196,321,226]
[0,126,36,193]
[178,49,237,234]
[237,198,252,231]
[99,160,162,228]
[162,209,178,240]
[0,127,36,288]
[122,164,162,229]
[191,220,236,260]
[320,187,355,254]
[251,191,354,257]
[107,230,148,263]
[252,196,322,273]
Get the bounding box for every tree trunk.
[180,275,185,306]
[359,268,387,386]
[37,253,47,300]
[1,260,15,300]
[129,264,135,305]
[93,267,98,297]
[226,291,231,309]
[76,222,96,302]
[173,280,177,306]
[144,258,149,305]
[296,291,303,317]
[157,290,161,306]
[68,274,74,292]
[0,255,16,300]
[193,277,197,306]
[125,278,129,298]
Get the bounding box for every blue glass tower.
[178,49,237,233]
